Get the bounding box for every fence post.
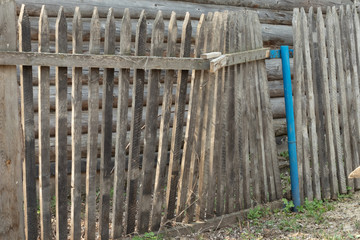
[0,0,25,239]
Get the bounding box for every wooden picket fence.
[0,1,282,239]
[293,5,360,203]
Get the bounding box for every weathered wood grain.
[326,7,346,195]
[125,10,147,234]
[38,5,52,240]
[138,11,164,233]
[55,6,68,240]
[70,6,83,240]
[0,0,25,239]
[317,7,338,199]
[19,5,38,240]
[99,8,115,239]
[333,6,353,191]
[84,7,100,240]
[112,8,131,238]
[195,12,213,220]
[151,11,177,230]
[302,7,320,200]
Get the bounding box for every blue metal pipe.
[280,45,301,211]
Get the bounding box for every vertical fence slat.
[225,12,236,212]
[138,10,164,233]
[249,11,268,204]
[125,10,146,234]
[351,5,360,189]
[85,7,100,240]
[317,7,339,199]
[0,1,24,238]
[304,7,320,200]
[38,5,51,240]
[253,11,280,202]
[99,8,115,239]
[70,6,82,240]
[205,12,220,217]
[326,7,347,195]
[151,11,177,230]
[55,6,68,240]
[345,5,360,190]
[236,12,251,209]
[293,8,305,202]
[183,14,206,223]
[166,11,191,221]
[299,8,313,201]
[333,6,353,192]
[302,7,321,200]
[19,5,38,240]
[195,12,213,221]
[112,8,131,238]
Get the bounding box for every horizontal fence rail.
[1,2,282,239]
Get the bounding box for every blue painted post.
[280,45,301,211]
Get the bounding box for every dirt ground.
[177,191,360,240]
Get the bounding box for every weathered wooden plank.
[234,12,251,210]
[16,0,294,24]
[326,7,346,195]
[308,7,329,199]
[253,11,279,202]
[38,5,51,240]
[0,51,210,70]
[302,7,321,200]
[317,7,338,199]
[292,8,305,202]
[210,48,269,72]
[138,11,164,233]
[112,8,131,238]
[85,7,100,240]
[55,6,68,240]
[70,6,83,240]
[125,10,147,234]
[195,12,213,221]
[300,8,313,201]
[345,5,360,190]
[333,6,353,191]
[99,8,115,239]
[166,0,352,12]
[169,12,191,222]
[19,5,38,240]
[183,14,207,223]
[224,11,236,213]
[0,1,24,239]
[151,11,177,231]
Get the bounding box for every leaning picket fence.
[292,5,360,203]
[0,0,282,239]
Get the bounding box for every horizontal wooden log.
[16,0,293,25]
[266,58,294,80]
[27,16,293,47]
[0,51,210,70]
[164,0,352,12]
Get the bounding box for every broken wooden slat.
[85,7,100,240]
[125,10,147,234]
[38,5,52,240]
[151,11,177,230]
[99,8,115,239]
[19,5,38,240]
[112,8,131,238]
[55,6,68,240]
